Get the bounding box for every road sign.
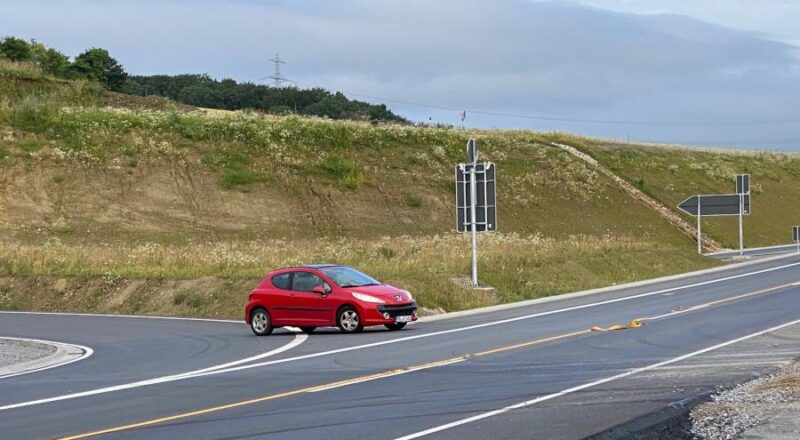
[677,194,750,217]
[793,226,800,243]
[736,174,750,195]
[466,138,478,164]
[455,162,497,233]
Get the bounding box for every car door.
[288,271,333,325]
[265,272,294,324]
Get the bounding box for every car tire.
[337,306,363,334]
[299,326,316,334]
[384,323,407,331]
[250,308,273,336]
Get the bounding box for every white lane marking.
[170,327,307,377]
[393,318,800,440]
[0,337,94,380]
[0,332,306,412]
[420,254,799,322]
[2,260,798,411]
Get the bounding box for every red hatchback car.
[245,264,418,335]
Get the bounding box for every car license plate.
[396,315,412,323]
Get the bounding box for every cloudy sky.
[3,0,800,150]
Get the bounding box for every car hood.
[348,284,414,304]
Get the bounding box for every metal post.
[697,196,702,255]
[469,163,479,287]
[738,193,744,256]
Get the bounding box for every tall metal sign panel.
[455,162,497,233]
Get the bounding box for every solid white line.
[4,260,798,412]
[0,332,306,412]
[419,255,799,322]
[0,337,94,380]
[393,318,800,440]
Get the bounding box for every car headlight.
[352,292,385,303]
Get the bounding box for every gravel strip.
[0,338,57,368]
[690,361,800,440]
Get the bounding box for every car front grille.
[377,303,417,317]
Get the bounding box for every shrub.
[9,95,57,133]
[403,193,423,208]
[320,155,364,189]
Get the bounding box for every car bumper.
[362,302,418,325]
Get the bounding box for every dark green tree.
[30,42,70,77]
[0,36,33,61]
[71,48,128,91]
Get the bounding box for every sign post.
[678,184,751,255]
[697,196,702,255]
[736,174,750,256]
[793,226,800,254]
[455,139,497,287]
[468,140,478,287]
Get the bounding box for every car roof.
[302,264,340,269]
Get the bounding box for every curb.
[0,337,93,379]
[420,252,798,323]
[707,243,798,256]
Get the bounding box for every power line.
[338,91,800,127]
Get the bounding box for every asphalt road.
[1,254,799,440]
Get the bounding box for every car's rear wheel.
[250,308,273,336]
[384,323,406,331]
[299,326,316,334]
[337,306,363,334]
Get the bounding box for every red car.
[245,264,418,335]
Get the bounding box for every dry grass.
[0,234,715,313]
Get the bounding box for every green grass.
[219,169,273,190]
[319,155,364,189]
[580,143,800,248]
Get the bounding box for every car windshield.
[320,266,380,288]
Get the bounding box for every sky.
[2,0,800,150]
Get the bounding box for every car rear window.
[271,273,291,290]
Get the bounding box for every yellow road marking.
[58,332,584,439]
[59,280,800,439]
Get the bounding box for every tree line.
[0,36,406,123]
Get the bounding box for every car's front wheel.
[250,308,273,336]
[337,306,363,334]
[385,323,406,331]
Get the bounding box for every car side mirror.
[312,285,327,295]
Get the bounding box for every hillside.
[3,60,798,319]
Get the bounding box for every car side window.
[271,273,291,290]
[292,271,325,292]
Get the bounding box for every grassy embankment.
[573,141,800,249]
[3,59,774,319]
